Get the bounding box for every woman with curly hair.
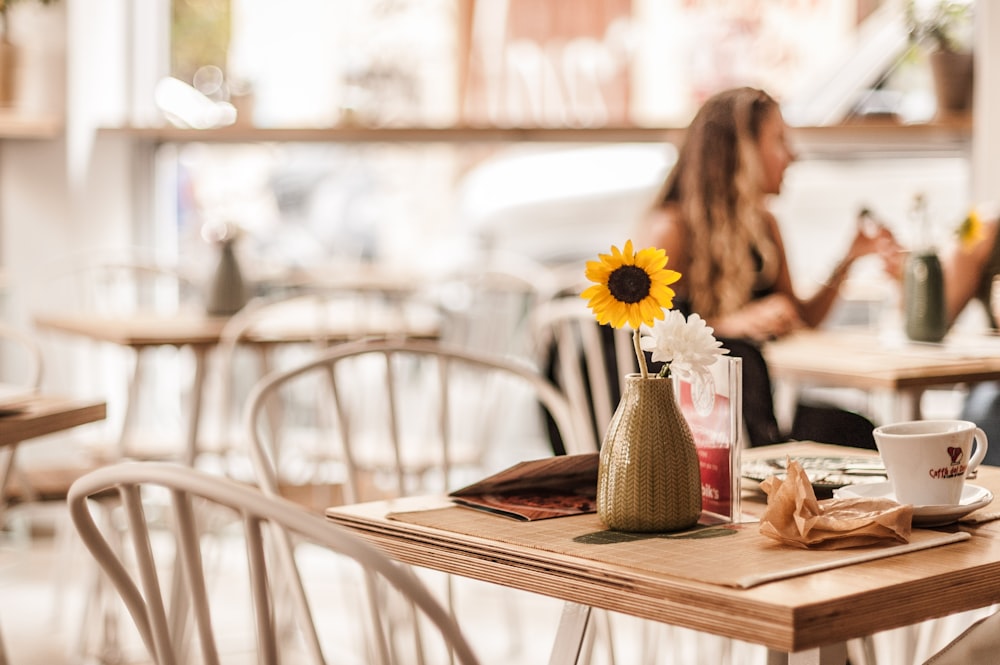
[638,86,898,342]
[636,87,899,448]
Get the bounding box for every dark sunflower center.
[607,265,651,304]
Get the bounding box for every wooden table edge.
[0,397,107,446]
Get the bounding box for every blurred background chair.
[0,322,42,394]
[529,294,634,455]
[201,286,447,480]
[244,338,583,662]
[0,322,45,533]
[0,322,102,541]
[430,250,557,360]
[34,248,206,464]
[245,337,583,510]
[67,461,482,665]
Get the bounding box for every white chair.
[529,295,635,454]
[0,322,45,665]
[204,287,446,473]
[243,338,583,663]
[0,322,42,391]
[244,337,585,507]
[35,249,205,463]
[67,461,482,665]
[0,322,46,527]
[917,607,1000,664]
[431,251,555,359]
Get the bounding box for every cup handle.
[968,427,989,477]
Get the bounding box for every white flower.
[639,311,727,380]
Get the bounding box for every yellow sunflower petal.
[633,304,650,328]
[649,284,676,309]
[650,268,681,287]
[584,262,611,282]
[621,240,635,265]
[610,305,628,328]
[635,246,667,272]
[644,299,666,322]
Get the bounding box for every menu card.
[675,356,743,522]
[450,453,598,521]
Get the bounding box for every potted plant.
[905,0,975,114]
[0,0,59,107]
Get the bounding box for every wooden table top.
[327,442,1000,655]
[0,395,107,447]
[34,306,441,349]
[764,328,1000,391]
[33,311,230,348]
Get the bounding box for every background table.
[34,313,228,465]
[0,395,106,533]
[0,395,107,448]
[327,442,1000,665]
[34,308,441,465]
[764,328,1000,422]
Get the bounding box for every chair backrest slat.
[170,489,221,665]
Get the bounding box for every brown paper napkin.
[759,458,913,550]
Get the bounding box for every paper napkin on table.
[759,458,913,550]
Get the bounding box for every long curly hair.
[652,87,780,319]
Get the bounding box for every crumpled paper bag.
[759,458,913,550]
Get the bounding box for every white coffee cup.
[873,419,988,506]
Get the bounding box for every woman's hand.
[711,294,804,342]
[849,213,905,280]
[849,223,902,263]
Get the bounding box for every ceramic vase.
[903,250,946,343]
[929,50,973,115]
[205,238,248,316]
[597,374,702,532]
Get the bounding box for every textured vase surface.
[597,374,702,532]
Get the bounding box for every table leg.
[772,379,799,435]
[767,642,847,665]
[0,615,8,665]
[118,349,146,458]
[183,346,210,467]
[0,444,19,528]
[899,388,924,421]
[548,602,592,665]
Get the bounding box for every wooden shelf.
[101,124,686,144]
[789,115,972,159]
[0,111,63,140]
[98,115,973,158]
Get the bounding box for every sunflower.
[581,240,681,329]
[956,208,984,250]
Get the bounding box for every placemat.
[387,507,969,589]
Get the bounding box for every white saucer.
[833,482,994,527]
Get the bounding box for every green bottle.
[903,194,947,343]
